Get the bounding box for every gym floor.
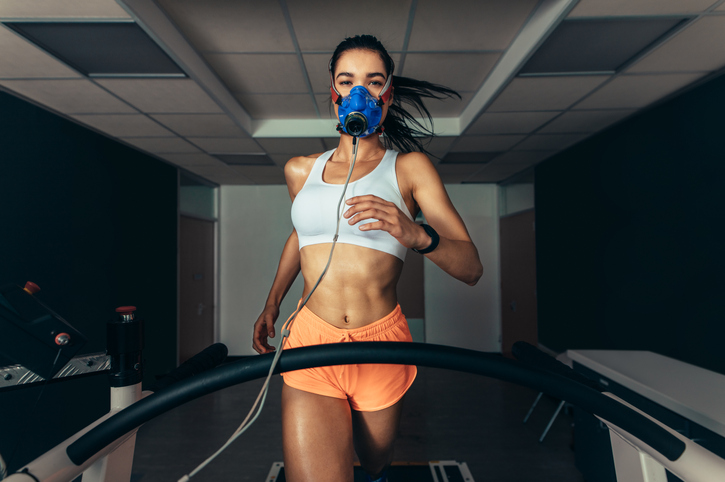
[131,365,584,482]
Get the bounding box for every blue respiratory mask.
[337,86,383,138]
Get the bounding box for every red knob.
[115,306,137,314]
[55,333,70,346]
[23,281,41,294]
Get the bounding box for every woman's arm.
[252,229,301,354]
[252,155,314,354]
[343,152,483,285]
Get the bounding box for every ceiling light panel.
[519,18,687,75]
[235,93,319,119]
[0,0,132,19]
[122,137,200,154]
[452,135,527,152]
[0,78,136,113]
[204,53,307,94]
[156,0,294,52]
[5,22,185,77]
[286,0,411,51]
[0,26,81,79]
[626,16,725,73]
[150,114,249,138]
[466,112,561,135]
[95,78,223,113]
[403,53,500,93]
[190,137,263,154]
[487,76,609,112]
[407,0,539,51]
[71,114,173,137]
[537,109,634,134]
[567,0,717,17]
[573,73,705,109]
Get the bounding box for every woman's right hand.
[253,304,280,354]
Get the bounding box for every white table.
[567,350,725,438]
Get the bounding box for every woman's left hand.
[344,195,429,250]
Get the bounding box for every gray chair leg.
[523,392,543,423]
[539,399,566,442]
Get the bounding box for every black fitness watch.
[412,224,439,254]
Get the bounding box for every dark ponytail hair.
[329,34,460,154]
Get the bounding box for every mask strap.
[328,57,395,107]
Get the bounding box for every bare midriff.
[299,243,403,329]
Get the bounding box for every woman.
[253,35,483,482]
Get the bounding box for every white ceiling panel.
[0,79,136,114]
[573,73,705,110]
[0,26,82,79]
[204,53,307,94]
[627,16,725,74]
[537,109,635,133]
[150,114,249,138]
[95,79,223,114]
[188,137,263,154]
[423,136,457,160]
[304,53,402,95]
[286,0,411,52]
[0,0,131,18]
[437,163,485,184]
[408,0,539,51]
[256,137,325,155]
[717,3,725,10]
[464,163,530,183]
[156,0,293,53]
[487,76,610,112]
[122,137,200,154]
[568,0,718,17]
[489,150,555,165]
[466,111,561,135]
[72,114,173,137]
[237,93,319,119]
[186,165,252,185]
[452,135,527,152]
[513,134,589,151]
[159,153,227,167]
[315,95,336,120]
[423,91,473,117]
[402,53,500,93]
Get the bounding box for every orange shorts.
[280,303,417,412]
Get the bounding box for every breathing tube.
[177,137,362,482]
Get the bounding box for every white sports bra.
[291,149,414,260]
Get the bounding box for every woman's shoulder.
[284,152,325,197]
[395,150,439,180]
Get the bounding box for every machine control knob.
[115,306,137,322]
[55,333,71,346]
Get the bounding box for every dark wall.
[0,91,178,470]
[535,71,725,375]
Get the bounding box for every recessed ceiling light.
[519,17,688,76]
[5,22,185,77]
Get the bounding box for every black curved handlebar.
[66,342,685,465]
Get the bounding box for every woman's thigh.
[281,382,355,482]
[351,396,405,471]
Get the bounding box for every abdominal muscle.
[299,243,404,329]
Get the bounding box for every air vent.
[5,22,185,77]
[519,17,688,75]
[440,152,501,164]
[215,154,274,166]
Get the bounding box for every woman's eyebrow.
[335,71,387,80]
